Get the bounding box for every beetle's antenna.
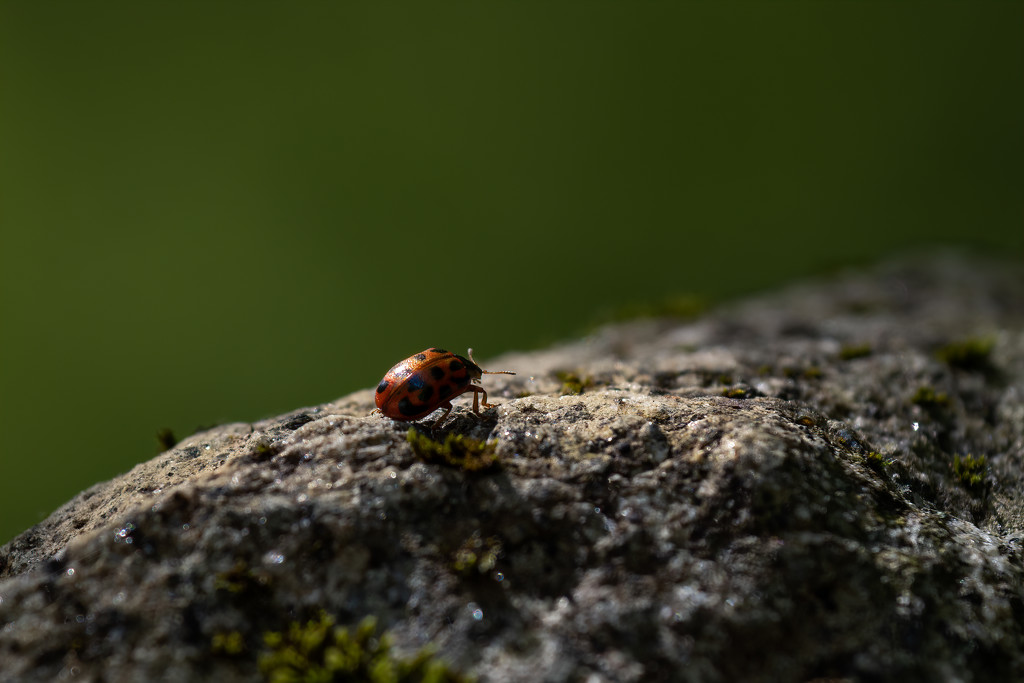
[468,348,516,375]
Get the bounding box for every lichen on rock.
[1,252,1023,682]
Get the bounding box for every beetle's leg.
[481,389,496,409]
[466,385,495,414]
[430,402,454,429]
[370,408,383,417]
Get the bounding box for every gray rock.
[2,251,1023,682]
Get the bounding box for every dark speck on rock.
[179,446,201,460]
[281,413,315,431]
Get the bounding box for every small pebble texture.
[1,251,1023,682]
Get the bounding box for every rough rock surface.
[2,251,1023,682]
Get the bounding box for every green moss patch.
[936,338,994,371]
[452,533,503,577]
[839,343,872,360]
[260,613,471,683]
[952,454,987,490]
[864,451,892,472]
[211,631,246,656]
[911,386,950,410]
[555,371,594,396]
[407,429,500,472]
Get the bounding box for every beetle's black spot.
[453,373,470,388]
[430,366,446,380]
[398,397,421,417]
[418,385,434,403]
[376,380,390,394]
[431,347,448,354]
[449,359,465,372]
[414,353,428,361]
[407,374,426,390]
[438,384,454,399]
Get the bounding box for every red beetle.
[375,347,515,427]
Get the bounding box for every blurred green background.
[1,3,1021,545]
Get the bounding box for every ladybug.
[375,348,515,427]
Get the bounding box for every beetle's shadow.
[409,406,504,440]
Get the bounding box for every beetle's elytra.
[374,348,514,428]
